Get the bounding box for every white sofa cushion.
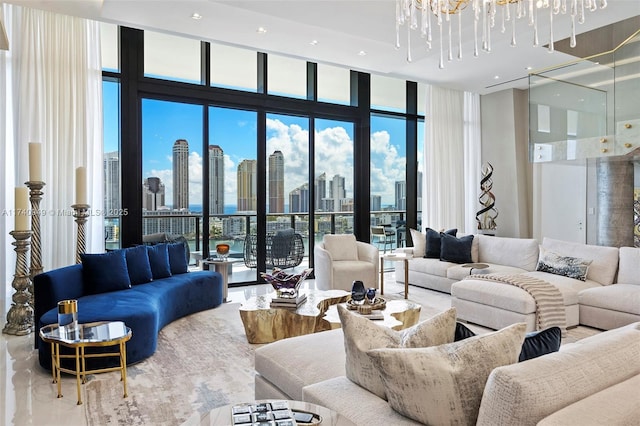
[338,305,456,400]
[368,323,526,426]
[542,238,619,285]
[476,234,539,271]
[579,284,640,315]
[322,234,358,261]
[521,271,600,305]
[476,322,640,426]
[408,257,455,276]
[617,247,640,285]
[446,264,527,281]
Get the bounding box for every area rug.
[83,302,257,425]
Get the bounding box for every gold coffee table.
[39,321,132,405]
[239,289,350,344]
[323,299,421,331]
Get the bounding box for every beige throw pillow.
[409,228,426,257]
[338,304,456,400]
[323,234,358,261]
[368,322,527,426]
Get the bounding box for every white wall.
[480,89,532,238]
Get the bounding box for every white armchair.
[314,234,379,292]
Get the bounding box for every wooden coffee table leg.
[75,346,82,405]
[121,341,128,398]
[380,256,384,295]
[404,259,409,299]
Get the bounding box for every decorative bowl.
[215,243,230,260]
[261,268,313,298]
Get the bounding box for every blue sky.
[103,82,417,210]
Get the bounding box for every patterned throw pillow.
[368,323,526,426]
[536,248,592,281]
[338,305,457,400]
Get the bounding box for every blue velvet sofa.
[34,242,223,371]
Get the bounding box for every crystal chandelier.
[396,0,608,68]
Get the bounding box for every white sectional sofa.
[254,322,640,425]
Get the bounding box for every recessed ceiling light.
[310,40,318,46]
[191,12,202,20]
[494,75,500,79]
[358,50,367,56]
[257,27,267,34]
[525,66,533,70]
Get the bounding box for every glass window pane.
[209,107,257,283]
[211,43,257,92]
[142,99,203,264]
[314,119,355,237]
[103,80,121,249]
[317,63,350,105]
[268,54,306,99]
[371,74,406,113]
[100,22,119,72]
[144,31,201,84]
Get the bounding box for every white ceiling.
[5,0,640,94]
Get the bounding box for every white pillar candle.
[15,187,29,231]
[28,142,42,182]
[75,166,87,205]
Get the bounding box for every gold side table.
[380,252,412,299]
[39,321,132,405]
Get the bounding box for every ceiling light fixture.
[310,40,319,45]
[257,27,267,34]
[191,12,202,20]
[396,0,607,69]
[358,50,367,56]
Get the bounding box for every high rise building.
[172,139,189,210]
[142,177,165,211]
[209,145,224,215]
[268,150,284,213]
[289,183,309,213]
[103,151,120,212]
[314,173,326,211]
[237,159,257,212]
[395,180,406,211]
[370,195,381,212]
[329,174,345,199]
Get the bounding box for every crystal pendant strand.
[447,5,453,62]
[458,12,463,60]
[548,4,554,52]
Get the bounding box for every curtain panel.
[423,86,481,234]
[0,4,103,296]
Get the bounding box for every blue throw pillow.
[439,233,474,264]
[124,245,153,285]
[147,243,172,279]
[81,250,131,294]
[453,322,562,362]
[167,242,188,275]
[425,228,457,258]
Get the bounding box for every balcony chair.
[314,234,379,291]
[243,228,305,269]
[370,225,395,253]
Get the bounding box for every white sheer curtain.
[464,92,481,234]
[1,5,103,303]
[423,86,481,234]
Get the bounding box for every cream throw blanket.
[464,274,567,332]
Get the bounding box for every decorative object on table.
[350,280,366,305]
[358,304,372,315]
[476,162,498,232]
[366,287,377,304]
[3,229,34,335]
[269,292,308,309]
[261,267,313,299]
[73,166,89,264]
[347,296,386,311]
[215,243,230,260]
[57,299,78,331]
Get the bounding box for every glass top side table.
[39,321,132,405]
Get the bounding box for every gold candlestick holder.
[3,230,34,335]
[72,204,90,264]
[26,180,45,310]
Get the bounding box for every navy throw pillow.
[425,228,457,258]
[147,243,172,279]
[439,233,474,264]
[454,322,561,362]
[168,242,188,275]
[80,250,131,294]
[124,245,153,285]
